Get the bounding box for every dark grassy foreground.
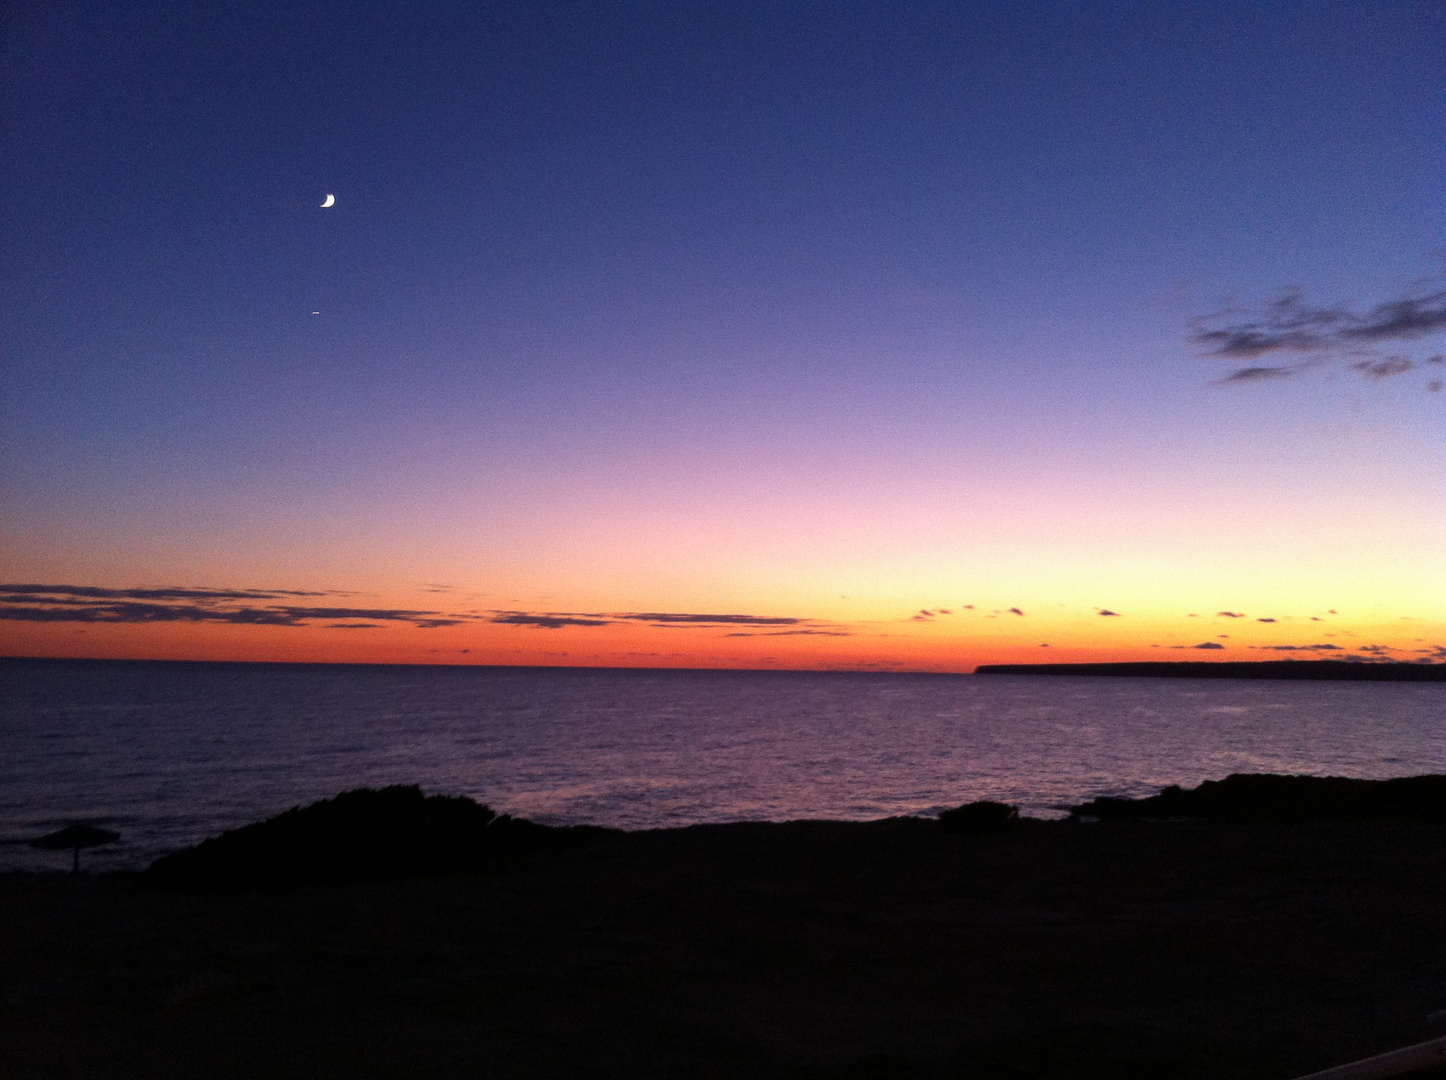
[7,814,1446,1079]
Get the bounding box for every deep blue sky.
[2,1,1442,667]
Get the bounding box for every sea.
[2,657,1444,872]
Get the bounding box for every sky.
[2,0,1443,672]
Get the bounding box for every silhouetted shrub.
[1069,773,1446,823]
[938,800,1020,835]
[143,785,617,891]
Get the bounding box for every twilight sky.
[2,0,1443,671]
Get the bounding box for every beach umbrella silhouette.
[30,824,120,872]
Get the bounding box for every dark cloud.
[0,583,469,629]
[1190,642,1225,649]
[269,606,455,622]
[328,623,381,629]
[1256,617,1277,623]
[0,602,305,625]
[0,583,333,601]
[489,613,612,629]
[1192,284,1446,389]
[723,629,854,638]
[1351,357,1414,381]
[1008,607,1025,616]
[1191,290,1345,359]
[1340,291,1446,342]
[486,609,829,631]
[1215,365,1297,383]
[1217,611,1245,618]
[623,612,806,626]
[1098,609,1121,617]
[0,593,123,608]
[1253,643,1342,651]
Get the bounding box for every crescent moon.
[320,194,335,207]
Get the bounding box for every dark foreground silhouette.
[8,780,1446,1079]
[144,785,617,891]
[975,660,1446,680]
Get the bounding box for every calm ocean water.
[2,657,1444,871]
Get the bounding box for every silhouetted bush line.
[143,785,619,892]
[1070,773,1446,823]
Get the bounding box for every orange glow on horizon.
[3,597,1439,673]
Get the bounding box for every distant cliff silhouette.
[975,660,1446,681]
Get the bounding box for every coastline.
[6,816,1446,1079]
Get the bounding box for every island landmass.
[974,659,1446,681]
